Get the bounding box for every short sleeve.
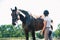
[44,18,47,21]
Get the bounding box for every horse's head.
[11,7,26,25]
[11,7,19,25]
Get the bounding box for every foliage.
[36,32,44,39]
[54,24,60,38]
[0,24,25,38]
[0,24,34,38]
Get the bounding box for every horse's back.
[32,18,44,31]
[23,15,44,31]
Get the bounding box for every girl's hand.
[40,30,43,35]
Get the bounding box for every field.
[0,37,60,40]
[0,37,43,40]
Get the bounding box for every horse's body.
[19,12,44,40]
[23,18,43,31]
[11,7,44,40]
[19,9,44,31]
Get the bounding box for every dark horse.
[11,7,44,40]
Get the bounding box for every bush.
[36,32,44,39]
[54,24,60,38]
[0,24,25,38]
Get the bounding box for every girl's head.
[43,10,49,17]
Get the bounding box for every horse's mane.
[18,13,25,23]
[19,9,43,19]
[19,9,36,19]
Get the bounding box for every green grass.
[0,37,60,40]
[53,37,60,40]
[0,37,26,40]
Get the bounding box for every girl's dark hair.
[43,10,49,16]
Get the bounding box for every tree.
[54,24,60,38]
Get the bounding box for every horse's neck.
[18,13,25,23]
[19,9,30,17]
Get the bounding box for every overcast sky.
[0,0,60,31]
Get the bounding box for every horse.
[11,7,44,40]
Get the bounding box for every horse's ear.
[11,8,12,11]
[15,6,17,11]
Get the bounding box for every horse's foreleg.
[31,29,36,40]
[25,31,29,40]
